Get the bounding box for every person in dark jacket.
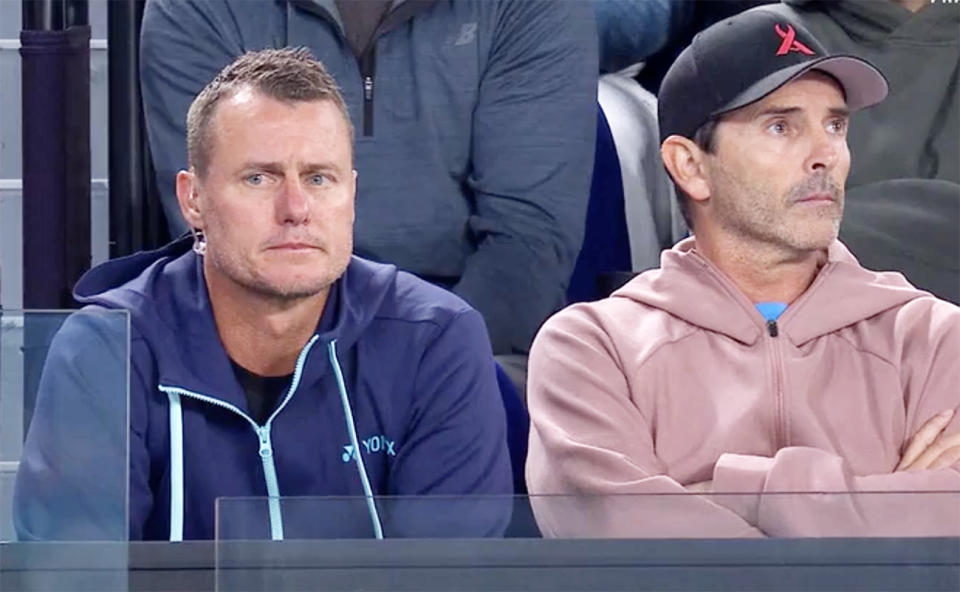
[14,48,512,541]
[768,0,960,303]
[139,0,598,356]
[773,0,958,187]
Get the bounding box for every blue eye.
[310,174,327,186]
[247,173,264,185]
[827,119,847,134]
[769,121,788,135]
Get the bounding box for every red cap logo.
[775,24,815,56]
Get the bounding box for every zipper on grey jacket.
[359,49,376,136]
[352,0,431,135]
[287,0,436,137]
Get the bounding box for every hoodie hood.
[74,235,397,407]
[612,238,927,347]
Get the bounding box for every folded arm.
[712,304,960,537]
[526,306,763,538]
[711,442,960,537]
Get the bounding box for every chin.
[262,280,333,300]
[786,217,840,249]
[241,269,336,300]
[239,253,349,298]
[788,232,838,252]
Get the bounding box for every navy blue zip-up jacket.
[14,238,512,540]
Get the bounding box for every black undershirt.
[231,361,292,425]
[231,283,341,425]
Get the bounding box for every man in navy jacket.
[14,48,512,541]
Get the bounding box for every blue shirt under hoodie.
[14,237,512,541]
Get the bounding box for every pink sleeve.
[526,305,763,538]
[712,447,960,537]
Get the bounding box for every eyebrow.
[754,106,800,119]
[240,161,343,173]
[750,105,851,120]
[828,106,851,119]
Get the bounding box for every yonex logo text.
[342,435,397,462]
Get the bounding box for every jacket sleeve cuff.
[711,453,774,526]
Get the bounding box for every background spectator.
[594,0,680,73]
[773,0,958,187]
[771,0,959,302]
[140,0,598,356]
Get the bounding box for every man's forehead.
[213,85,302,120]
[208,89,351,144]
[219,84,259,109]
[207,87,277,138]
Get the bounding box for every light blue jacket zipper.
[158,335,321,542]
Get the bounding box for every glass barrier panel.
[0,310,129,591]
[215,493,960,591]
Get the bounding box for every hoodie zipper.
[688,248,843,452]
[766,320,779,337]
[158,335,321,540]
[766,320,786,448]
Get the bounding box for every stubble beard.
[205,242,349,304]
[711,167,844,253]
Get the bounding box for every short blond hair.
[186,47,353,176]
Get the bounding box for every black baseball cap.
[658,6,888,143]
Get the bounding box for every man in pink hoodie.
[526,6,960,538]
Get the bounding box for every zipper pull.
[364,76,373,101]
[767,320,779,337]
[257,426,272,458]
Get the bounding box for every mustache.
[787,174,843,202]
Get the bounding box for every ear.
[176,169,205,230]
[348,169,358,225]
[660,135,712,204]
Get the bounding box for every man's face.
[700,71,851,253]
[188,88,355,301]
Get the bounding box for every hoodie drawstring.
[328,339,384,539]
[166,390,184,542]
[160,337,383,541]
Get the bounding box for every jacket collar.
[74,235,398,407]
[286,0,436,40]
[615,238,926,346]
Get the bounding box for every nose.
[804,129,841,174]
[276,177,310,225]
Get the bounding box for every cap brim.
[713,55,888,117]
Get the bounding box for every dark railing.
[108,0,167,258]
[19,0,92,436]
[20,0,91,309]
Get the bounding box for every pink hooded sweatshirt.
[527,239,960,538]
